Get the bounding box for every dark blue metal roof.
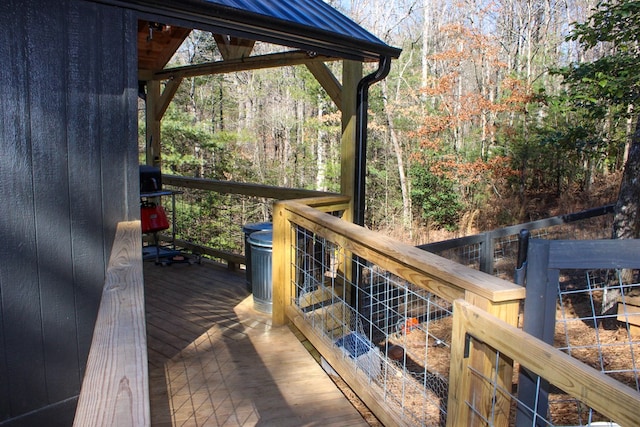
[106,0,401,60]
[205,0,386,47]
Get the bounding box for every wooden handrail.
[74,221,149,427]
[277,198,526,304]
[272,196,525,426]
[162,174,337,200]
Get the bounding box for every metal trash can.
[242,222,272,291]
[248,230,273,313]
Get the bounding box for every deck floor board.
[144,259,369,426]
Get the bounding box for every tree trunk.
[612,116,640,240]
[603,115,640,313]
[316,95,326,191]
[381,80,412,230]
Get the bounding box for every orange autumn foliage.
[429,155,518,188]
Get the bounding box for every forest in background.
[140,0,635,245]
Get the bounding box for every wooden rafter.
[153,51,340,80]
[213,35,255,60]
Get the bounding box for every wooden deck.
[144,259,370,427]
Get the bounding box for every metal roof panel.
[209,0,385,45]
[100,0,401,59]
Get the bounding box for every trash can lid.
[242,222,273,233]
[248,230,273,247]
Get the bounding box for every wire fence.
[162,185,272,262]
[549,268,640,420]
[419,205,615,281]
[452,296,640,427]
[289,208,639,426]
[293,225,453,426]
[465,342,628,426]
[509,238,640,426]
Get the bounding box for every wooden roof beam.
[152,51,340,80]
[138,21,191,72]
[305,62,342,110]
[213,35,255,60]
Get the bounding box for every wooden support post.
[145,80,161,167]
[340,60,362,224]
[447,293,520,427]
[447,302,473,427]
[339,60,361,305]
[480,231,495,275]
[272,201,294,326]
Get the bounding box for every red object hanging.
[141,202,169,233]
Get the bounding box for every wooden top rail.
[279,199,525,304]
[450,300,640,426]
[287,194,351,212]
[163,174,337,200]
[74,221,149,427]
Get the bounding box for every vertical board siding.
[124,8,138,223]
[67,0,106,378]
[0,0,138,423]
[27,0,80,404]
[99,4,138,250]
[0,0,48,418]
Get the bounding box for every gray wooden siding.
[0,0,137,424]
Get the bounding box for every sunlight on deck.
[145,261,369,426]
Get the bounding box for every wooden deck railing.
[272,196,526,426]
[160,175,337,268]
[162,174,336,200]
[74,221,149,427]
[271,196,640,426]
[449,299,640,426]
[122,177,638,425]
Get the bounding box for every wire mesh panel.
[469,347,625,426]
[518,239,640,426]
[435,243,482,273]
[292,225,453,426]
[450,300,640,427]
[164,185,272,261]
[422,206,614,281]
[554,269,640,406]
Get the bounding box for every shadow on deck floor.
[144,259,373,426]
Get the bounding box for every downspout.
[353,55,392,226]
[351,56,392,340]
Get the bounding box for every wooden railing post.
[447,293,520,426]
[272,201,293,326]
[450,299,640,427]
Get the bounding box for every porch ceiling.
[138,21,191,71]
[121,0,400,72]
